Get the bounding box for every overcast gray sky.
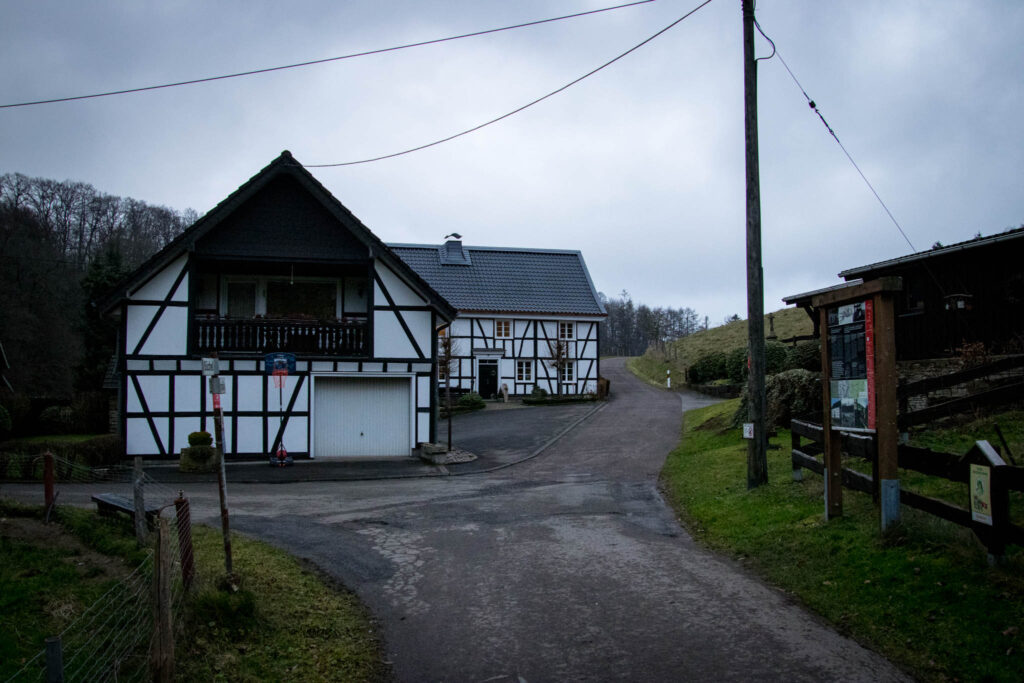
[2,1,1022,324]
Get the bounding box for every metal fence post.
[43,451,55,517]
[174,491,196,591]
[133,457,146,547]
[45,636,63,682]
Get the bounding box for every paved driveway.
[210,359,904,681]
[5,359,907,681]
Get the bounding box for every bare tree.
[438,330,460,450]
[547,337,569,396]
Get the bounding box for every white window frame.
[516,360,532,382]
[560,361,575,383]
[559,321,575,340]
[495,319,512,339]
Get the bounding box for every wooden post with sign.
[204,352,233,577]
[812,277,902,529]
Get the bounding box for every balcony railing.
[194,317,368,356]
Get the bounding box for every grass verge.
[661,400,1024,682]
[0,500,387,682]
[179,526,388,681]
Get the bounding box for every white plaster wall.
[131,255,188,301]
[138,306,188,356]
[374,262,427,307]
[373,311,416,358]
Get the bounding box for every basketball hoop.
[272,368,287,389]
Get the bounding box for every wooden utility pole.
[742,0,768,488]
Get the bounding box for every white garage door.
[314,377,411,457]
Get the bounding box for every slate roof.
[389,242,607,317]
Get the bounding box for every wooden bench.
[91,493,162,529]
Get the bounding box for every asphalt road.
[4,359,908,681]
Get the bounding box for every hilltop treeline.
[599,291,702,357]
[0,173,195,400]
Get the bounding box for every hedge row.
[687,340,820,385]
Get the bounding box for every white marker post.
[666,369,671,389]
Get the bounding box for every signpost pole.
[873,292,900,530]
[208,352,233,577]
[819,307,843,519]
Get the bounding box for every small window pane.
[227,282,255,318]
[267,281,336,320]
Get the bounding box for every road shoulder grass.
[661,400,1024,682]
[0,501,388,682]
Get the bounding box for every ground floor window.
[560,361,574,383]
[516,360,532,382]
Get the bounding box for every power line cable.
[0,0,660,110]
[304,0,717,167]
[752,17,918,254]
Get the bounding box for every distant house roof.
[838,226,1024,279]
[389,241,607,317]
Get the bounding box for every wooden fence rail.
[791,418,1024,560]
[897,355,1024,430]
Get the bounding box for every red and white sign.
[212,393,221,410]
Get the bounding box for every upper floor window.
[496,320,512,339]
[559,321,575,340]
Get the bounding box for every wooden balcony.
[194,317,368,356]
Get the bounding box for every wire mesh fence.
[3,453,195,682]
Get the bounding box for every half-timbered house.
[390,238,606,397]
[102,151,456,460]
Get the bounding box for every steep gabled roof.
[389,242,606,317]
[100,151,455,321]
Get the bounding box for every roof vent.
[439,235,471,265]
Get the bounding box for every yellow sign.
[970,464,992,525]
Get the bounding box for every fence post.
[791,430,803,482]
[174,491,196,591]
[43,451,55,519]
[150,518,174,683]
[45,636,63,682]
[133,457,147,547]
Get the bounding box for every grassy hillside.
[633,306,815,386]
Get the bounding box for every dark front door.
[479,361,498,399]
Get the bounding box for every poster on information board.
[827,301,875,432]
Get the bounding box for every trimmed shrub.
[38,405,76,435]
[0,404,10,441]
[733,369,822,429]
[765,341,789,375]
[180,445,219,473]
[786,340,821,372]
[457,392,485,410]
[530,385,549,399]
[71,392,110,433]
[0,434,124,468]
[726,347,748,384]
[188,431,213,447]
[687,351,728,384]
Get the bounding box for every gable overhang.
[100,151,456,322]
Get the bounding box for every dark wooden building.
[836,228,1024,360]
[787,227,1024,361]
